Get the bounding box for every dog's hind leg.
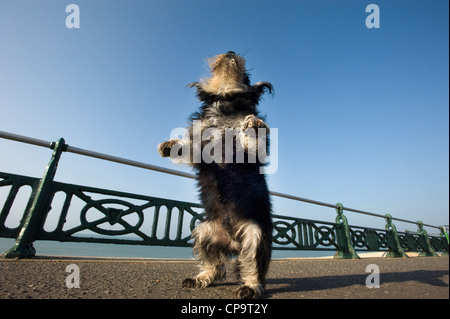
[182,221,228,288]
[235,222,271,299]
[182,251,226,289]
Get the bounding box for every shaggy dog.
[158,51,273,299]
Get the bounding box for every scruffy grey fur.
[158,51,273,299]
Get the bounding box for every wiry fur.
[158,52,273,299]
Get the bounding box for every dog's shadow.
[264,270,448,298]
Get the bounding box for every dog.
[158,51,273,299]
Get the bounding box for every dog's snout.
[226,51,236,57]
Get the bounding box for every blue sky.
[0,0,448,233]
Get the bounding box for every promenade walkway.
[1,255,448,299]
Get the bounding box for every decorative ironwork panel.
[430,236,449,253]
[35,180,206,247]
[0,172,40,238]
[399,232,422,252]
[347,226,388,251]
[272,214,340,251]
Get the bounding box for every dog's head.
[206,51,248,94]
[189,51,272,102]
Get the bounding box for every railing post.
[334,203,360,259]
[384,214,408,258]
[2,138,66,259]
[440,226,449,255]
[416,221,439,257]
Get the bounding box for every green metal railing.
[0,130,448,259]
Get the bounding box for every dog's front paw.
[158,140,179,157]
[242,115,269,132]
[236,285,263,299]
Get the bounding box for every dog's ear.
[252,82,273,97]
[187,82,202,91]
[187,81,211,101]
[187,81,206,96]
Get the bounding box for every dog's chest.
[203,102,248,130]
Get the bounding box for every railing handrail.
[0,129,444,230]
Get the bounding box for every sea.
[0,237,334,259]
